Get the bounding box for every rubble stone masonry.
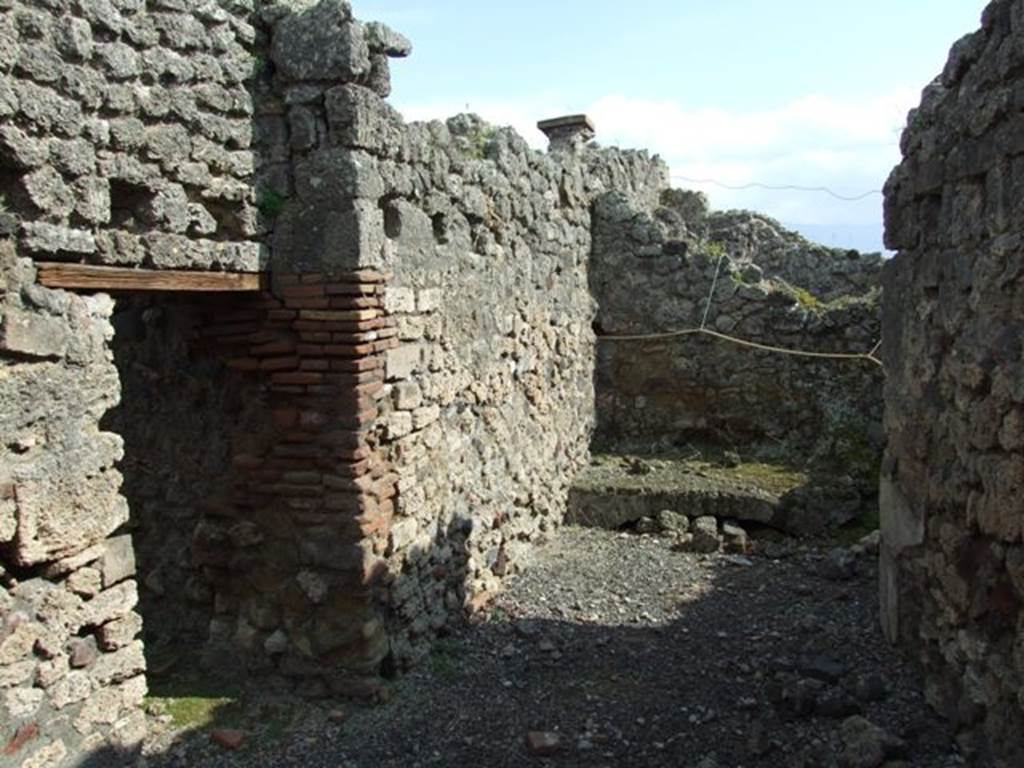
[882,1,1024,764]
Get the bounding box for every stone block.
[20,222,96,255]
[272,3,368,81]
[0,660,34,688]
[879,475,924,554]
[324,83,403,152]
[412,405,440,431]
[416,289,442,313]
[23,166,74,218]
[9,477,128,568]
[385,344,419,380]
[20,741,67,768]
[74,582,138,631]
[66,568,102,598]
[383,286,415,314]
[0,308,70,359]
[392,382,422,410]
[90,640,145,686]
[99,535,136,588]
[389,517,418,553]
[364,21,412,57]
[386,411,413,440]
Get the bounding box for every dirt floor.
[138,526,964,768]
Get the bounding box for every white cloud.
[393,87,924,253]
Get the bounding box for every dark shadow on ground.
[123,529,955,768]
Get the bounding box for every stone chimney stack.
[537,114,596,154]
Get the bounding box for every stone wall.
[0,236,147,763]
[277,94,669,664]
[371,115,607,666]
[0,0,267,271]
[590,189,885,531]
[881,1,1024,764]
[1,1,669,759]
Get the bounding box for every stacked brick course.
[187,272,399,687]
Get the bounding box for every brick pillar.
[193,270,397,692]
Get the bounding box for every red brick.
[202,321,261,337]
[329,357,383,373]
[298,273,326,283]
[270,385,305,394]
[335,445,374,462]
[300,359,329,371]
[328,296,382,309]
[211,730,248,751]
[268,309,298,322]
[260,356,300,372]
[271,371,324,385]
[372,338,399,353]
[4,724,40,757]
[270,443,322,459]
[280,283,327,298]
[300,309,381,322]
[319,429,370,449]
[330,458,373,478]
[271,408,299,429]
[295,319,389,333]
[336,409,379,430]
[324,283,378,296]
[232,454,264,470]
[245,331,280,345]
[323,343,375,357]
[284,297,331,310]
[251,340,296,356]
[227,358,260,371]
[299,331,332,343]
[324,492,375,513]
[297,344,324,356]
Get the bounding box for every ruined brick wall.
[881,2,1024,764]
[103,295,267,655]
[282,86,670,663]
[591,188,885,532]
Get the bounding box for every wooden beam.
[35,263,265,293]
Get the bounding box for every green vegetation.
[467,125,498,160]
[428,637,463,680]
[145,669,244,732]
[147,693,242,731]
[580,451,808,499]
[144,666,296,746]
[836,505,881,546]
[705,241,727,261]
[819,397,881,479]
[776,281,824,312]
[256,186,286,218]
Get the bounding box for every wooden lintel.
[35,263,265,293]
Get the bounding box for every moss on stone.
[147,693,242,731]
[580,452,808,499]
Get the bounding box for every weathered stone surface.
[271,2,368,82]
[882,4,1024,764]
[590,187,883,529]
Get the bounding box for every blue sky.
[355,1,988,253]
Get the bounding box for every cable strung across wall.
[670,174,883,202]
[598,327,884,369]
[598,240,885,371]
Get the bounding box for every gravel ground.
[142,527,963,768]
